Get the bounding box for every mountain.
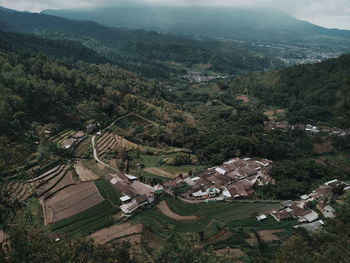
[0,7,282,78]
[43,6,350,41]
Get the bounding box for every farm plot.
[42,182,104,224]
[157,201,198,220]
[164,197,279,222]
[113,113,159,137]
[74,161,99,181]
[50,129,76,145]
[51,200,118,238]
[36,165,70,197]
[96,132,138,155]
[131,209,221,239]
[6,181,35,201]
[94,178,122,206]
[89,223,143,245]
[73,138,92,158]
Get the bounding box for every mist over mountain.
[43,6,350,42]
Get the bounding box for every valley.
[0,3,350,263]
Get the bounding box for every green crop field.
[95,178,122,205]
[50,200,118,232]
[164,197,279,221]
[227,216,297,231]
[130,209,221,239]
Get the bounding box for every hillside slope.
[0,8,281,77]
[222,54,350,126]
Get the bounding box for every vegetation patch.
[95,178,122,205]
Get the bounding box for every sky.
[1,0,350,30]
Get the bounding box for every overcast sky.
[1,0,350,30]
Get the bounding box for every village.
[264,120,350,136]
[103,155,349,234]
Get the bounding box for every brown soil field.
[41,171,75,200]
[27,164,64,183]
[37,166,69,196]
[89,223,143,245]
[157,201,198,220]
[74,161,99,181]
[245,230,283,245]
[216,248,245,260]
[42,182,103,224]
[143,167,176,179]
[235,95,250,103]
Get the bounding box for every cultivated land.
[74,161,99,181]
[89,223,142,245]
[42,182,104,224]
[157,201,198,220]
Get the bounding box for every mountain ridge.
[42,6,350,41]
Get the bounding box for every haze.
[1,0,350,30]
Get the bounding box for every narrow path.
[91,135,119,172]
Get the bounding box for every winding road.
[91,135,119,172]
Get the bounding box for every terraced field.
[73,138,92,158]
[89,223,142,245]
[6,181,35,201]
[50,129,76,145]
[112,113,160,139]
[96,132,138,156]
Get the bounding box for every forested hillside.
[222,54,350,126]
[0,8,281,78]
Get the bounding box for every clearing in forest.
[157,201,198,220]
[235,95,250,103]
[245,229,283,244]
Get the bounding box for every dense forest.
[221,54,350,127]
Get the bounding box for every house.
[61,138,77,149]
[302,211,319,222]
[305,124,320,133]
[256,214,267,221]
[295,220,324,233]
[270,210,292,222]
[281,200,294,208]
[72,131,86,139]
[324,179,346,188]
[317,201,336,218]
[310,185,332,199]
[154,184,164,194]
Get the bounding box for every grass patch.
[24,197,43,225]
[227,216,297,231]
[81,159,117,177]
[95,178,122,205]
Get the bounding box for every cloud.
[1,0,350,29]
